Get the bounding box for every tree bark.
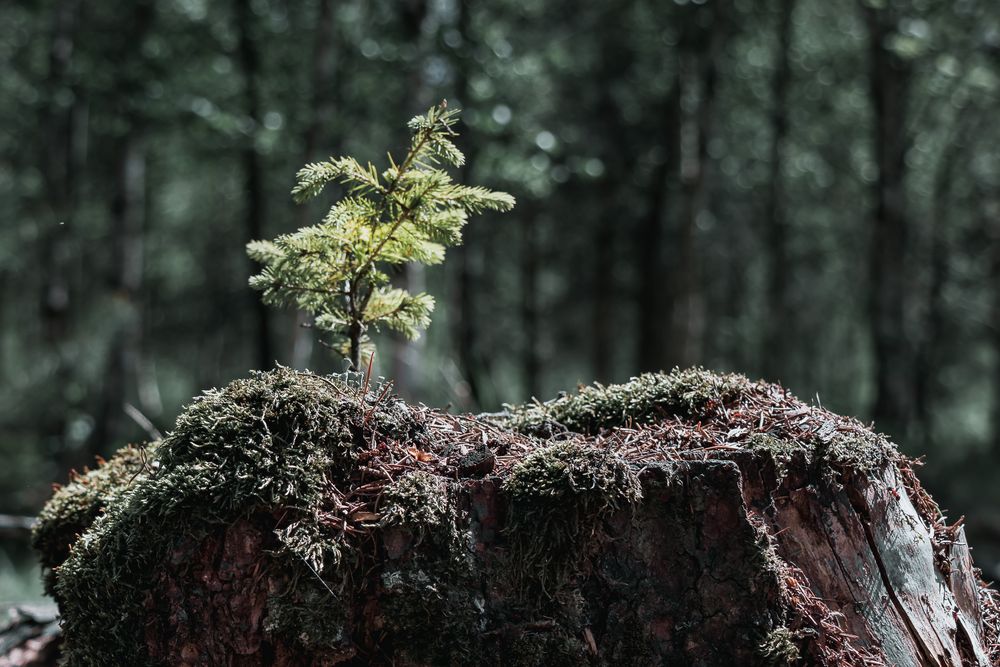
[38,369,1000,666]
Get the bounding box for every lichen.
[508,367,748,435]
[49,368,394,666]
[504,440,641,596]
[30,442,154,597]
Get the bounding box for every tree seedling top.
[248,102,515,369]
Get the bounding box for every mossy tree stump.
[32,368,1000,666]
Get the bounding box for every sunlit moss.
[509,367,749,435]
[30,443,154,597]
[49,368,399,665]
[759,626,801,665]
[504,440,641,596]
[378,472,482,664]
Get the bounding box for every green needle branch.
[247,102,515,369]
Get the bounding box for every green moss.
[380,471,452,540]
[504,629,590,666]
[265,574,349,651]
[821,431,894,474]
[50,368,400,666]
[504,440,641,596]
[746,434,807,481]
[31,443,154,596]
[759,626,801,665]
[380,565,483,664]
[508,367,748,435]
[377,471,484,664]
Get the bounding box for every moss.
[380,471,452,540]
[508,367,748,435]
[265,574,349,652]
[759,626,801,665]
[504,440,641,596]
[821,431,895,474]
[50,368,402,666]
[380,565,484,664]
[504,628,590,666]
[30,443,154,596]
[377,471,485,664]
[746,434,807,482]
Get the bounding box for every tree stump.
[31,368,1000,665]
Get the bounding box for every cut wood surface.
[23,368,1000,665]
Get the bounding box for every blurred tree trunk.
[762,0,796,382]
[521,212,540,398]
[591,6,632,382]
[91,1,155,457]
[390,0,429,393]
[636,82,680,373]
[39,0,81,348]
[989,192,1000,455]
[291,0,337,371]
[666,4,725,369]
[453,0,484,408]
[38,0,82,472]
[914,113,975,443]
[862,3,913,438]
[236,0,274,371]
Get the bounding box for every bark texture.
[30,368,1000,666]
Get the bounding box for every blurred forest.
[3,0,1000,599]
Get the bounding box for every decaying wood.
[26,369,1000,665]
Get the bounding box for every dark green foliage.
[50,368,394,665]
[503,440,641,596]
[509,367,748,435]
[30,444,153,596]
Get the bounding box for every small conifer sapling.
[247,102,515,369]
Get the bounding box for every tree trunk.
[762,0,797,382]
[636,82,680,373]
[37,369,1000,666]
[291,0,337,371]
[665,4,725,369]
[390,0,429,398]
[863,3,913,440]
[521,213,540,398]
[452,0,485,409]
[236,0,274,371]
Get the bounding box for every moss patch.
[30,443,153,597]
[759,626,801,665]
[50,368,404,665]
[508,367,748,435]
[504,440,641,596]
[377,472,482,664]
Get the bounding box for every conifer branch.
[247,101,515,368]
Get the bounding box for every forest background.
[2,0,1000,600]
